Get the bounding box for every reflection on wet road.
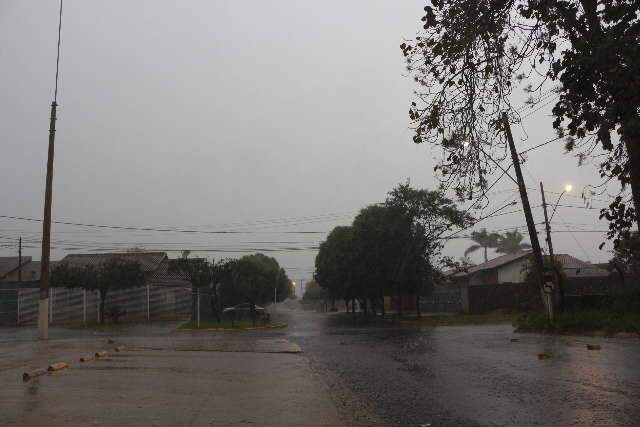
[1,309,639,425]
[275,308,640,426]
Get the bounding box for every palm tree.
[496,229,531,254]
[464,228,501,262]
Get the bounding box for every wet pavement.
[0,323,338,426]
[273,308,640,426]
[2,309,640,426]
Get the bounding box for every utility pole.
[39,0,63,340]
[540,182,555,263]
[18,237,22,282]
[502,113,548,316]
[540,182,565,307]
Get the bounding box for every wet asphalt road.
[2,310,640,426]
[271,308,640,426]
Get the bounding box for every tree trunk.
[381,295,386,319]
[416,294,421,319]
[483,246,488,263]
[99,289,107,325]
[344,298,349,313]
[624,135,640,232]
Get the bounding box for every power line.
[520,95,560,121]
[519,136,563,155]
[514,86,559,114]
[0,215,328,235]
[441,201,519,241]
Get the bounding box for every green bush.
[516,295,640,335]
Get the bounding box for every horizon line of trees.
[51,251,294,323]
[314,182,471,318]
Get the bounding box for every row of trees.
[51,252,293,324]
[314,182,470,317]
[51,259,146,324]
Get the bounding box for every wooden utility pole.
[18,236,22,282]
[39,0,63,340]
[540,182,555,263]
[502,113,547,311]
[18,237,22,282]
[540,182,565,306]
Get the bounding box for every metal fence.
[0,285,192,326]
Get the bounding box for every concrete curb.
[47,362,69,372]
[177,322,288,333]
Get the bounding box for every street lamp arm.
[549,191,566,222]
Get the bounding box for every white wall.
[497,260,529,284]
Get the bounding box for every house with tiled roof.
[446,250,609,287]
[3,260,59,282]
[0,256,32,281]
[59,252,191,288]
[1,252,193,326]
[442,251,614,313]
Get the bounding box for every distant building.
[3,260,59,282]
[445,250,609,288]
[0,252,193,326]
[442,251,614,314]
[0,256,32,281]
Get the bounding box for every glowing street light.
[550,184,573,221]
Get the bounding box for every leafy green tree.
[51,259,145,324]
[496,229,532,255]
[385,183,470,316]
[232,253,285,323]
[302,280,326,302]
[464,228,501,263]
[401,0,640,243]
[169,255,222,321]
[314,226,355,308]
[609,231,640,281]
[351,204,415,315]
[275,267,291,302]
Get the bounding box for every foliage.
[314,226,355,301]
[516,293,640,334]
[232,253,290,313]
[314,182,468,315]
[609,231,640,278]
[350,204,418,303]
[302,280,326,302]
[496,229,531,255]
[169,256,222,321]
[402,0,640,242]
[51,259,145,324]
[464,228,501,262]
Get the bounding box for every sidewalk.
[0,333,342,426]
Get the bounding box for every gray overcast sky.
[1,1,614,282]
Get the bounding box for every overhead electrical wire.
[0,214,328,235]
